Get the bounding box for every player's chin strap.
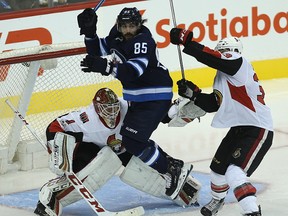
[168,97,206,127]
[120,156,201,207]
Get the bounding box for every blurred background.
[0,0,94,12]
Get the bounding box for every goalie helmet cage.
[0,42,122,174]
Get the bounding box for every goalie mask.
[215,37,243,54]
[93,88,120,128]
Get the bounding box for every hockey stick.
[169,0,185,79]
[5,99,145,216]
[94,0,106,12]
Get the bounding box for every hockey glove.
[177,79,201,101]
[77,8,98,38]
[81,55,115,76]
[170,28,193,46]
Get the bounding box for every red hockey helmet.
[93,88,120,128]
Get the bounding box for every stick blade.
[113,206,145,216]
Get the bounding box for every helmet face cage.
[215,37,243,54]
[117,7,142,30]
[93,88,120,128]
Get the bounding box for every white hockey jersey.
[56,98,128,152]
[212,52,273,131]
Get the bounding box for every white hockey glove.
[48,132,77,175]
[168,97,206,127]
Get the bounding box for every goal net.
[0,42,122,174]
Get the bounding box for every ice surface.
[0,78,287,216]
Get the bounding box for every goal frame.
[0,42,120,174]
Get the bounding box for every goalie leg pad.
[39,146,122,214]
[120,155,167,199]
[120,156,199,207]
[39,176,67,216]
[60,146,122,207]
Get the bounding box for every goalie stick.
[5,99,145,216]
[169,0,185,79]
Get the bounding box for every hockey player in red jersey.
[34,88,201,216]
[77,7,195,200]
[169,29,273,216]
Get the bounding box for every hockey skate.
[244,206,261,216]
[34,201,49,216]
[164,157,193,200]
[167,156,184,169]
[200,198,225,216]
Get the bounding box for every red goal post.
[0,42,122,174]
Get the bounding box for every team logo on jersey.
[233,148,241,158]
[80,112,89,123]
[214,89,223,106]
[110,49,126,63]
[107,134,124,154]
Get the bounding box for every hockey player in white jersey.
[34,87,201,216]
[169,29,273,216]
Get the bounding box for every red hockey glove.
[170,28,193,46]
[177,79,201,101]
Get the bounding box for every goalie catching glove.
[80,55,116,76]
[168,97,206,127]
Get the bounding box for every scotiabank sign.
[0,0,287,65]
[156,7,288,48]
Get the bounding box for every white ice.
[0,78,287,216]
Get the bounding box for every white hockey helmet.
[93,88,120,128]
[215,37,243,54]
